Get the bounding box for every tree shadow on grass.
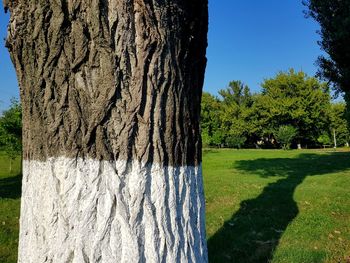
[0,173,22,199]
[207,152,350,263]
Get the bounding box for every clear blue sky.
[0,1,324,112]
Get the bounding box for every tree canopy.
[0,99,22,171]
[274,125,297,150]
[201,69,349,149]
[304,0,350,96]
[257,70,330,145]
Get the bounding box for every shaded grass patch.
[204,150,350,263]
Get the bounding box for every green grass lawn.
[0,152,21,263]
[204,149,350,263]
[0,149,350,262]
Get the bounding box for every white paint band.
[19,158,208,263]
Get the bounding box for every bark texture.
[6,0,208,167]
[20,158,207,262]
[7,0,208,262]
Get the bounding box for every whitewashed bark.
[19,158,207,263]
[7,1,208,261]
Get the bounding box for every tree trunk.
[6,1,208,262]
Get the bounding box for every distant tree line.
[201,69,350,149]
[0,99,22,171]
[0,70,349,155]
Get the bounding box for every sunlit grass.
[204,149,350,262]
[0,151,21,263]
[0,149,350,262]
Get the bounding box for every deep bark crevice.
[7,0,208,167]
[8,2,208,260]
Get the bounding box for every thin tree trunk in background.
[6,0,208,262]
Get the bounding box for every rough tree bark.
[5,0,208,262]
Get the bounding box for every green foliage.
[317,133,331,146]
[201,92,223,146]
[274,125,297,149]
[304,0,350,127]
[0,99,22,171]
[304,0,350,95]
[257,69,330,145]
[225,134,246,149]
[200,70,341,149]
[211,130,225,147]
[218,81,252,107]
[328,103,350,146]
[219,82,254,145]
[202,81,256,147]
[201,128,211,148]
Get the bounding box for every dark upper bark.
[6,0,208,167]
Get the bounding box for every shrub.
[274,125,297,150]
[226,135,247,149]
[317,133,331,146]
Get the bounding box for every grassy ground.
[204,149,350,263]
[0,152,21,263]
[0,149,349,262]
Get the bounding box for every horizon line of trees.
[1,69,349,157]
[0,98,22,172]
[201,69,350,149]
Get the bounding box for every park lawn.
[0,149,349,262]
[204,149,350,263]
[0,151,21,263]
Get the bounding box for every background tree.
[219,80,252,107]
[304,0,350,97]
[257,69,330,147]
[200,82,255,148]
[225,134,246,149]
[317,132,331,147]
[274,125,297,150]
[200,71,341,149]
[328,103,350,146]
[201,92,223,147]
[219,81,254,146]
[6,1,208,262]
[0,99,22,172]
[304,0,350,128]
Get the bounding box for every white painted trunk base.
[19,158,207,263]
